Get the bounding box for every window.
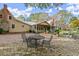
[12,24,15,29]
[22,25,24,27]
[0,14,2,18]
[9,15,12,19]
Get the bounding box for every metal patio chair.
[21,33,31,48]
[21,33,27,42]
[42,35,53,48]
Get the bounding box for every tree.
[24,3,64,22]
[17,15,26,21]
[55,27,61,37]
[55,10,73,29]
[70,17,78,23]
[52,3,64,10]
[24,3,64,9]
[70,19,79,28]
[27,13,49,22]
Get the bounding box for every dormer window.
[0,14,2,18]
[9,15,12,19]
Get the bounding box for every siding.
[8,19,30,32]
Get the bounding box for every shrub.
[54,28,62,36]
[0,28,4,34]
[0,28,9,34]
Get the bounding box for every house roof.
[24,20,50,26]
[0,4,51,26]
[37,21,50,25]
[0,4,30,26]
[25,21,37,25]
[14,19,31,26]
[47,20,53,24]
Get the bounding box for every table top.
[28,34,45,40]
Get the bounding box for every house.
[47,17,57,32]
[0,4,51,33]
[0,4,31,33]
[25,21,50,33]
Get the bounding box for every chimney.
[4,4,7,9]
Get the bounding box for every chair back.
[21,33,27,42]
[49,35,53,42]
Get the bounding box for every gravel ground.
[0,34,23,44]
[0,33,79,56]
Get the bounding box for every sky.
[0,3,79,18]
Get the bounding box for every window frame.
[0,14,2,18]
[22,25,24,27]
[12,24,15,29]
[8,15,12,20]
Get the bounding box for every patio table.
[28,34,45,48]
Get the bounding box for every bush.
[55,28,61,33]
[0,28,8,34]
[0,28,4,34]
